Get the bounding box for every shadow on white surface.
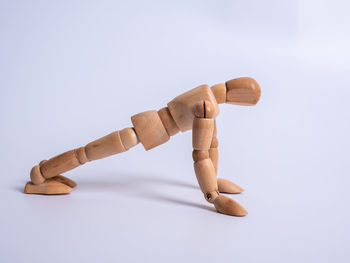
[77,173,216,213]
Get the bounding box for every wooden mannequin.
[25,77,261,217]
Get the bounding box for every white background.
[1,0,349,262]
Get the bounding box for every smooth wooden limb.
[209,120,218,174]
[192,101,247,216]
[26,127,139,194]
[40,150,82,179]
[192,118,214,150]
[193,158,218,203]
[209,120,245,194]
[192,101,218,203]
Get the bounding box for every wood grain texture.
[226,77,261,106]
[192,111,218,203]
[131,110,169,150]
[167,84,219,132]
[30,165,46,185]
[209,120,218,174]
[76,147,89,164]
[192,150,209,162]
[85,131,125,161]
[193,100,216,119]
[209,148,218,175]
[51,175,77,188]
[40,150,81,179]
[210,83,226,104]
[24,180,72,195]
[192,118,214,150]
[119,128,139,150]
[157,107,180,136]
[193,159,219,203]
[37,160,77,187]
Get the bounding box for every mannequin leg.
[192,101,247,216]
[25,127,139,194]
[209,120,244,194]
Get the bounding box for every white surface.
[1,1,349,262]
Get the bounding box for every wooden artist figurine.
[25,77,261,217]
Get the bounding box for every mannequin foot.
[24,176,75,195]
[213,195,247,216]
[51,175,77,188]
[217,178,244,194]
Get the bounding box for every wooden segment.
[39,160,47,166]
[119,128,139,150]
[210,83,226,104]
[167,84,219,132]
[210,137,218,148]
[203,100,216,119]
[193,100,216,119]
[157,107,180,136]
[210,120,218,174]
[24,180,72,195]
[193,101,205,118]
[30,165,46,185]
[209,148,218,175]
[192,118,214,150]
[85,131,126,161]
[51,175,77,188]
[131,110,169,150]
[226,77,261,106]
[40,150,81,179]
[217,178,244,194]
[212,120,217,138]
[192,150,209,162]
[76,146,89,164]
[214,195,248,216]
[193,159,218,203]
